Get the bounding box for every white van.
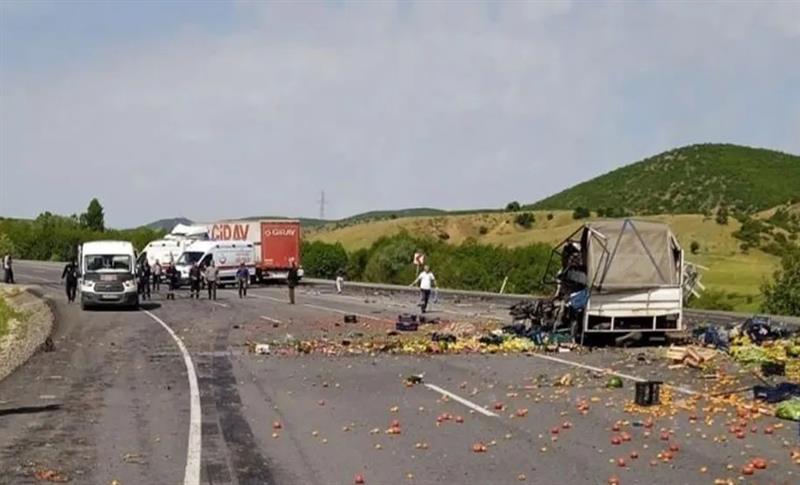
[174,240,256,285]
[140,238,188,269]
[78,240,139,310]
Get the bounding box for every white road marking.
[210,301,229,308]
[21,274,53,283]
[529,353,698,396]
[302,302,391,322]
[259,315,282,324]
[424,383,499,417]
[143,310,201,485]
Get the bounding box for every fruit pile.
[729,336,800,381]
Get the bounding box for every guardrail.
[18,261,800,324]
[305,277,800,325]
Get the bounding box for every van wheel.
[81,301,88,311]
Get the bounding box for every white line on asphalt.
[210,301,229,308]
[259,315,282,324]
[529,353,699,396]
[302,302,391,322]
[424,383,499,417]
[143,310,201,485]
[21,275,52,283]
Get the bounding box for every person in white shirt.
[410,265,436,313]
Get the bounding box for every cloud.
[1,1,798,226]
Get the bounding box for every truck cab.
[78,240,139,310]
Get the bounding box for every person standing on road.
[335,270,344,294]
[236,262,249,298]
[410,265,436,313]
[204,261,219,300]
[3,254,14,284]
[287,258,299,304]
[138,260,151,300]
[166,265,178,300]
[152,260,162,292]
[189,263,202,299]
[61,259,78,302]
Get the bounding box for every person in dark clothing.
[236,262,249,298]
[3,254,14,284]
[61,260,79,303]
[287,258,299,304]
[138,261,151,300]
[189,263,202,299]
[166,265,179,300]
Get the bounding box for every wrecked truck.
[544,219,686,341]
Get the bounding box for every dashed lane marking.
[423,383,499,418]
[259,315,282,324]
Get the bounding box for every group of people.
[136,259,180,301]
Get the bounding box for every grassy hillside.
[308,210,779,312]
[530,144,800,214]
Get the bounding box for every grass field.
[0,295,24,339]
[308,210,779,311]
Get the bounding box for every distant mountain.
[144,217,193,232]
[529,144,800,214]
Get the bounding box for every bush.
[514,212,535,229]
[761,249,800,316]
[572,207,591,220]
[715,205,729,225]
[478,226,489,235]
[690,241,700,254]
[301,241,348,279]
[546,213,554,221]
[357,232,552,294]
[505,201,521,212]
[346,248,369,280]
[0,233,16,258]
[688,289,735,311]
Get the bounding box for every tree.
[81,198,105,232]
[0,233,16,257]
[546,213,554,221]
[505,201,521,212]
[301,241,348,279]
[572,207,591,220]
[715,205,729,225]
[690,241,700,255]
[761,249,800,316]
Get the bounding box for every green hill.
[530,144,800,214]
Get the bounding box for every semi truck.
[204,220,302,282]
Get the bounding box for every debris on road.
[665,345,717,369]
[775,399,800,421]
[33,469,68,483]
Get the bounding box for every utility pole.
[318,190,328,219]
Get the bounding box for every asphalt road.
[1,261,797,485]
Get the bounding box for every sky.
[1,0,799,228]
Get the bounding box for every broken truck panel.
[549,218,685,336]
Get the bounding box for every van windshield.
[177,251,204,265]
[84,255,132,273]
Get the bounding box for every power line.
[317,190,328,219]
